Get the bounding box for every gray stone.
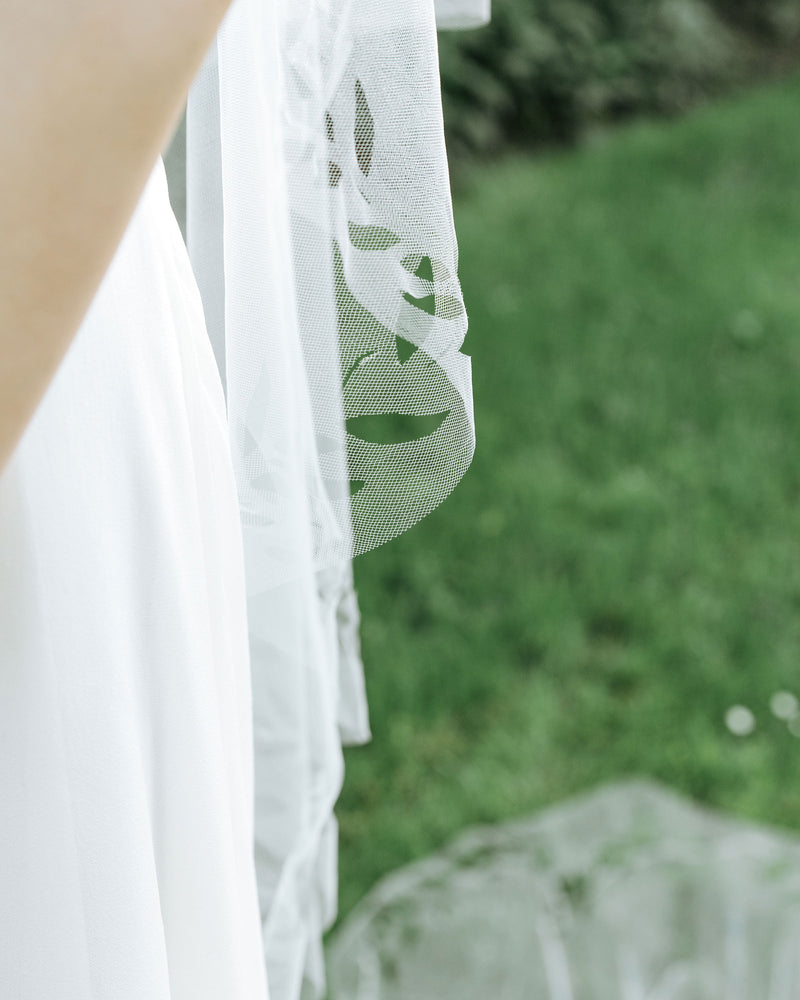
[325,781,800,999]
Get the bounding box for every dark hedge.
[438,0,800,160]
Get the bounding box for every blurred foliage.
[712,0,800,40]
[438,0,800,159]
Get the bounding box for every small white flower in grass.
[725,705,756,737]
[770,691,799,721]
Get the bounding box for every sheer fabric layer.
[185,1,487,997]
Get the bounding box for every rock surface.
[325,780,800,999]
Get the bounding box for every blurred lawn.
[335,72,800,924]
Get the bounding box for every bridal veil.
[184,0,489,995]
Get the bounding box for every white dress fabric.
[0,1,489,998]
[0,159,269,1000]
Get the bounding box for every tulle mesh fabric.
[189,0,481,575]
[185,1,489,996]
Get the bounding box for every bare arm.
[0,0,234,473]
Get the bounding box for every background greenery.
[335,70,800,925]
[438,0,800,160]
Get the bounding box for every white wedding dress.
[0,158,270,1000]
[0,0,488,997]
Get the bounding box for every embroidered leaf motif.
[355,80,375,177]
[402,253,452,284]
[403,291,464,319]
[396,336,416,364]
[415,255,435,282]
[332,244,395,374]
[348,223,401,251]
[403,291,436,316]
[346,411,449,444]
[343,350,378,388]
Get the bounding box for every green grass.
[334,72,800,925]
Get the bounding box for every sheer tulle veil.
[184,1,489,995]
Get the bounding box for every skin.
[0,0,235,474]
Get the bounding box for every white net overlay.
[184,1,489,996]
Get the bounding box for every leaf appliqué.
[355,80,375,177]
[346,411,450,445]
[348,223,401,251]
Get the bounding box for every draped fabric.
[184,1,489,996]
[0,159,272,1000]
